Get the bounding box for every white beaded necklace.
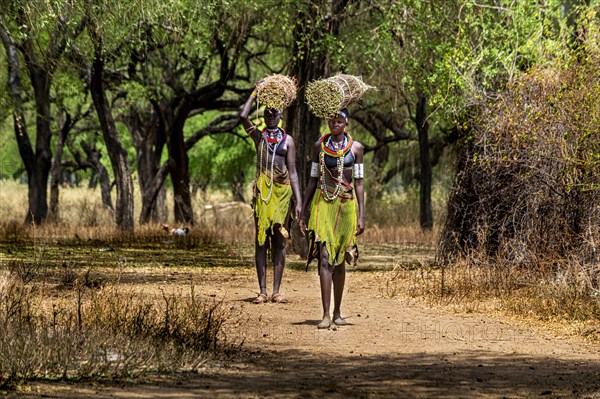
[258,128,283,202]
[320,135,348,202]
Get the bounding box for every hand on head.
[255,79,266,90]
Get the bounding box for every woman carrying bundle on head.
[299,108,365,329]
[240,78,302,304]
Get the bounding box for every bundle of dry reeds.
[255,74,297,110]
[306,74,374,118]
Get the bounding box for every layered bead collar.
[257,127,286,203]
[318,132,353,202]
[262,127,286,144]
[320,132,353,157]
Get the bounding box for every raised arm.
[240,90,260,145]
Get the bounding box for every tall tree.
[0,1,82,224]
[352,107,410,200]
[123,107,168,224]
[277,0,351,254]
[344,0,569,229]
[48,66,94,222]
[284,1,348,192]
[118,0,256,224]
[84,2,135,231]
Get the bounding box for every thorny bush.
[438,62,599,277]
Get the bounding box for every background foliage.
[0,0,596,230]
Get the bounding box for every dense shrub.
[438,63,599,267]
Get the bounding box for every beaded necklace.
[258,127,286,202]
[319,132,353,202]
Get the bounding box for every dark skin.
[240,89,302,303]
[299,115,365,328]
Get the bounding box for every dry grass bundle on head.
[256,74,297,110]
[306,80,343,119]
[330,74,374,105]
[306,74,374,118]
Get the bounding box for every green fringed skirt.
[254,172,292,246]
[307,188,357,266]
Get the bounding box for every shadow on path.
[15,348,600,398]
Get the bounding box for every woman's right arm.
[299,141,321,235]
[240,91,260,145]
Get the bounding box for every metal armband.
[310,162,319,177]
[353,163,364,179]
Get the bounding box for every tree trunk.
[48,114,70,222]
[140,27,244,225]
[126,109,168,224]
[0,18,52,225]
[0,19,33,203]
[28,70,53,225]
[231,169,246,203]
[139,164,170,224]
[81,142,114,211]
[354,109,409,200]
[370,145,390,200]
[284,0,348,256]
[416,93,433,230]
[90,42,134,231]
[167,112,194,225]
[285,60,326,257]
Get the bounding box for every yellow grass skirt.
[254,172,292,246]
[307,188,357,266]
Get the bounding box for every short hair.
[336,108,349,122]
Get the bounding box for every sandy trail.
[11,254,600,398]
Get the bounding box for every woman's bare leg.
[318,244,332,328]
[271,227,286,300]
[254,237,268,301]
[332,262,347,325]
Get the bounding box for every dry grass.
[255,74,297,110]
[0,268,231,388]
[306,74,374,119]
[0,180,255,244]
[380,255,600,341]
[439,65,599,265]
[428,63,600,341]
[0,182,254,388]
[0,174,598,392]
[362,223,438,247]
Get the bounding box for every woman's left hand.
[298,210,307,237]
[356,217,365,236]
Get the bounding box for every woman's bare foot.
[271,293,288,303]
[252,293,268,304]
[333,316,348,326]
[317,317,331,329]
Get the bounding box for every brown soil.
[9,252,600,399]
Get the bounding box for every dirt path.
[12,254,600,398]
